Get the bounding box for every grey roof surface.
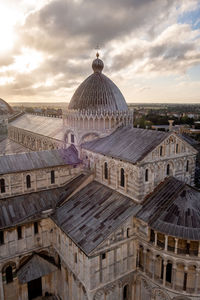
[9,114,64,141]
[69,59,128,112]
[0,145,81,175]
[52,181,140,255]
[179,133,199,146]
[82,126,169,163]
[136,177,200,240]
[0,174,86,229]
[0,138,29,155]
[0,98,13,114]
[17,254,57,284]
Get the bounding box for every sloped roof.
[82,126,169,163]
[0,174,86,229]
[52,181,140,255]
[0,145,81,175]
[136,177,200,240]
[17,254,57,284]
[0,98,13,114]
[0,138,29,155]
[9,114,64,141]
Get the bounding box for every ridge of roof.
[82,126,170,164]
[0,145,81,175]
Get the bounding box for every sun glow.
[13,48,43,73]
[0,4,18,53]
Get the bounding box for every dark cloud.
[0,0,199,101]
[23,0,175,47]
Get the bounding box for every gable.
[140,133,198,164]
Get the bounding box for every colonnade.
[150,230,199,257]
[138,244,200,294]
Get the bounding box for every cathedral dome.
[68,54,128,113]
[0,98,13,115]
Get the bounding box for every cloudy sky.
[0,0,200,103]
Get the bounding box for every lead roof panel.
[136,177,200,240]
[0,146,81,175]
[9,114,64,141]
[52,181,140,255]
[82,126,169,163]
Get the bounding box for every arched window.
[26,175,31,189]
[145,169,148,182]
[127,228,130,238]
[120,168,125,187]
[0,178,5,193]
[176,143,179,153]
[17,226,22,240]
[166,164,170,176]
[104,162,108,180]
[0,231,4,245]
[160,146,163,156]
[186,160,189,172]
[5,266,13,283]
[51,170,55,184]
[71,134,74,143]
[34,222,38,234]
[166,262,172,283]
[123,284,129,300]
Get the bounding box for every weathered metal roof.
[0,145,81,175]
[17,254,57,284]
[82,126,169,163]
[0,98,13,114]
[0,174,86,229]
[179,133,199,146]
[0,138,29,155]
[68,58,128,112]
[52,181,140,255]
[9,114,64,141]
[136,177,200,240]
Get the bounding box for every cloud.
[0,0,200,102]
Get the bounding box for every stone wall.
[0,165,81,199]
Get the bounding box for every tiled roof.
[17,254,57,284]
[136,177,200,240]
[0,174,86,229]
[52,181,140,255]
[0,138,29,155]
[82,126,169,163]
[9,114,64,141]
[0,145,81,175]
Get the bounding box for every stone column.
[108,167,110,185]
[165,235,168,251]
[154,232,157,247]
[163,260,167,286]
[183,266,188,291]
[152,255,156,280]
[195,267,200,294]
[143,249,147,273]
[172,264,177,290]
[0,270,4,300]
[175,238,178,254]
[198,242,200,257]
[116,169,119,189]
[125,173,128,193]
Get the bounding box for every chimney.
[168,120,174,132]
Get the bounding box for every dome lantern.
[68,54,128,113]
[92,52,104,73]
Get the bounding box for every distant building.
[0,55,199,300]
